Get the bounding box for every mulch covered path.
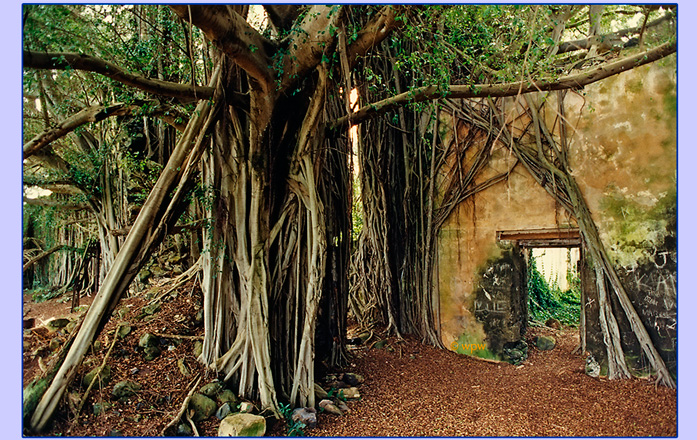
[24,288,676,437]
[310,328,677,437]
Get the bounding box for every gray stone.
[46,318,70,332]
[188,393,217,422]
[83,365,112,388]
[216,402,232,420]
[92,401,113,416]
[142,302,161,316]
[373,339,387,349]
[314,383,328,400]
[318,399,343,416]
[239,401,254,413]
[545,318,562,329]
[338,387,360,400]
[177,359,191,377]
[49,338,61,351]
[200,381,223,398]
[193,341,203,358]
[194,309,204,325]
[292,407,317,429]
[535,335,556,351]
[176,423,193,436]
[117,325,132,339]
[217,389,239,407]
[138,332,159,348]
[138,269,151,283]
[143,345,161,361]
[218,413,266,437]
[585,354,600,378]
[331,397,350,414]
[65,320,77,333]
[112,380,141,399]
[341,373,364,386]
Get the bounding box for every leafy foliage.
[278,403,306,437]
[527,253,581,326]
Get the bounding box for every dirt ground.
[23,286,676,437]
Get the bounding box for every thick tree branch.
[264,5,301,33]
[170,5,275,92]
[24,50,214,100]
[330,40,676,130]
[556,11,675,54]
[279,5,343,92]
[346,6,401,67]
[23,101,187,160]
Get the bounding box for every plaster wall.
[438,57,676,370]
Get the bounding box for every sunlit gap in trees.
[531,247,579,291]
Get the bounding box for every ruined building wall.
[437,58,676,376]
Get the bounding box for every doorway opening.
[526,247,581,327]
[497,228,583,328]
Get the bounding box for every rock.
[194,309,204,325]
[373,339,387,349]
[200,381,224,398]
[329,396,350,414]
[218,413,266,437]
[177,359,191,377]
[49,338,61,351]
[116,307,130,319]
[188,393,217,422]
[142,302,161,316]
[112,380,141,399]
[83,365,112,388]
[217,389,239,407]
[92,401,113,416]
[176,423,193,436]
[216,402,232,420]
[193,340,203,358]
[143,346,161,361]
[93,340,103,351]
[138,332,159,348]
[65,320,78,333]
[585,354,600,378]
[535,335,556,351]
[358,332,371,343]
[138,268,151,283]
[117,325,132,339]
[46,318,70,332]
[318,399,343,416]
[239,401,254,413]
[151,265,166,277]
[338,387,360,400]
[326,380,350,389]
[314,383,328,400]
[108,430,123,437]
[502,340,528,365]
[545,318,562,329]
[292,407,317,429]
[340,373,364,386]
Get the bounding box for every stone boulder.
[338,387,360,400]
[46,318,71,332]
[188,393,217,422]
[319,399,343,416]
[217,389,240,408]
[545,318,562,329]
[535,335,556,351]
[83,365,112,388]
[218,413,266,437]
[199,381,224,398]
[112,380,141,399]
[291,407,317,429]
[502,340,528,365]
[216,402,233,420]
[314,383,329,400]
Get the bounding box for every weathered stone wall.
[437,57,676,375]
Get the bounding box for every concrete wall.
[437,57,676,374]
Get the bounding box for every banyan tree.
[22,4,676,432]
